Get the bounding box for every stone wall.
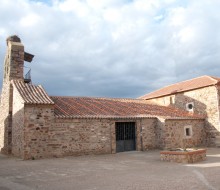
[162,119,205,149]
[155,118,166,148]
[49,118,158,157]
[0,39,24,154]
[160,149,206,163]
[215,85,220,146]
[50,118,114,157]
[14,110,205,159]
[5,42,24,81]
[0,82,11,154]
[146,86,220,146]
[137,118,157,150]
[11,86,24,157]
[23,105,54,160]
[20,114,159,159]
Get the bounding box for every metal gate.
[115,122,136,153]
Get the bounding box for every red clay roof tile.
[12,80,205,119]
[139,75,220,100]
[50,96,204,119]
[12,80,54,105]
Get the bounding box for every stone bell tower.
[4,35,24,82]
[0,35,25,154]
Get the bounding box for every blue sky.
[0,0,220,98]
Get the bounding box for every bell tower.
[3,35,24,82]
[0,35,25,154]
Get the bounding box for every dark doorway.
[115,122,136,153]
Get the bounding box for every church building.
[0,36,214,160]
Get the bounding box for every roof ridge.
[139,76,207,99]
[208,75,220,82]
[157,75,213,90]
[50,95,145,101]
[139,75,219,99]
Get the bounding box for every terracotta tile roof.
[12,80,54,105]
[50,96,204,119]
[139,75,220,100]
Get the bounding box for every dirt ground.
[0,148,220,190]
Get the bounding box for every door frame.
[115,121,136,153]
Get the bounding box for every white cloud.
[58,0,90,17]
[0,0,220,98]
[168,7,186,26]
[19,13,41,27]
[178,26,195,43]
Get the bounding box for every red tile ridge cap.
[54,115,205,120]
[50,96,149,103]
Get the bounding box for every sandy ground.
[0,148,220,190]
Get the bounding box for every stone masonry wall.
[21,113,159,159]
[50,118,158,157]
[49,118,114,157]
[0,41,24,154]
[23,105,54,160]
[155,118,166,148]
[160,149,206,163]
[10,101,205,159]
[217,85,220,114]
[146,86,220,146]
[12,86,24,157]
[6,42,24,81]
[0,82,11,154]
[162,119,205,149]
[137,118,157,150]
[215,85,220,146]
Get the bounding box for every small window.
[170,96,175,104]
[185,128,190,136]
[184,126,192,138]
[186,102,194,111]
[163,97,167,105]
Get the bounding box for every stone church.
[0,35,218,160]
